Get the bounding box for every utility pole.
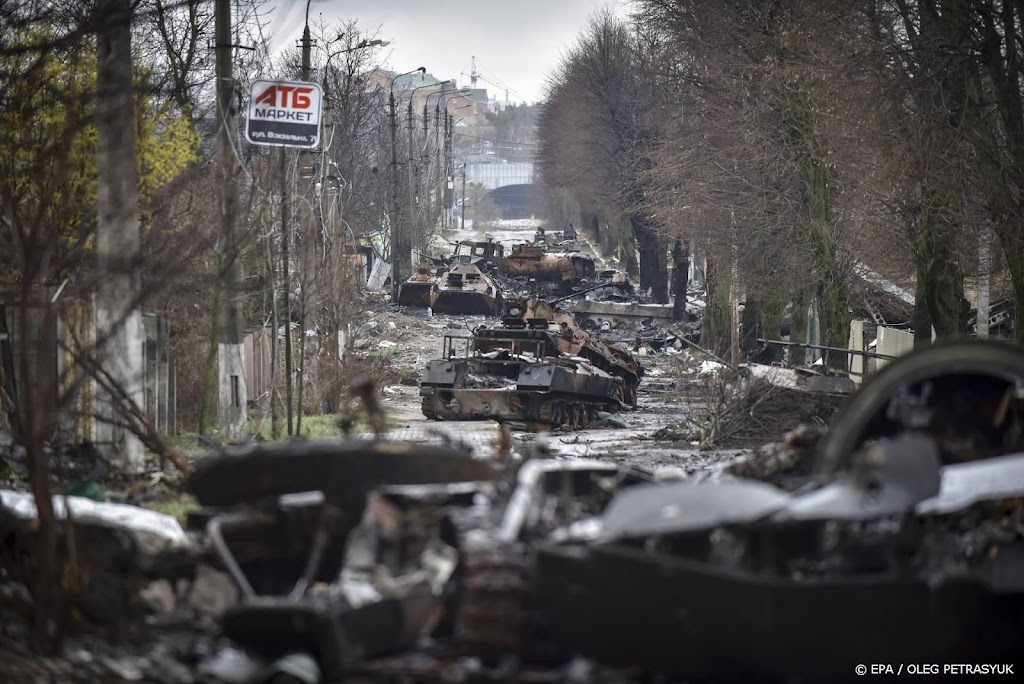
[446,114,454,230]
[407,101,416,256]
[281,147,292,435]
[389,90,401,301]
[214,0,247,439]
[434,104,442,231]
[461,162,467,231]
[95,0,144,468]
[388,67,424,299]
[296,15,312,435]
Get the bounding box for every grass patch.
[362,346,400,359]
[167,432,211,459]
[143,494,199,524]
[164,413,357,455]
[247,413,345,440]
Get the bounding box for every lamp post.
[404,82,436,255]
[318,36,390,245]
[459,149,483,231]
[424,88,468,232]
[390,67,425,301]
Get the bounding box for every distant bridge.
[464,161,539,218]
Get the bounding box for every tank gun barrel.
[547,281,629,307]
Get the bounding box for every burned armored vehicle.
[397,240,506,315]
[451,237,505,269]
[420,298,643,427]
[498,243,596,285]
[431,240,505,315]
[396,258,443,308]
[429,262,504,316]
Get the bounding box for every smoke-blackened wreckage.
[2,225,1023,683]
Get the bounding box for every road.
[370,219,741,473]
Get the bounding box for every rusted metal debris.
[420,298,644,428]
[214,341,1022,682]
[4,342,1023,683]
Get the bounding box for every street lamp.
[317,36,390,255]
[344,38,389,52]
[390,67,426,301]
[425,87,470,230]
[459,151,485,231]
[426,87,468,108]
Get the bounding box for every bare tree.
[538,10,671,302]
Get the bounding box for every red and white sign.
[245,79,322,148]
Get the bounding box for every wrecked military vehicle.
[429,262,503,316]
[396,239,507,315]
[188,341,1023,683]
[537,340,1024,681]
[184,438,501,681]
[396,259,442,308]
[420,297,643,428]
[498,243,596,285]
[181,435,660,682]
[5,340,1022,683]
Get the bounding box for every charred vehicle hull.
[397,240,507,314]
[420,303,643,428]
[397,276,436,308]
[429,263,503,316]
[499,244,596,283]
[421,355,628,427]
[535,342,1024,681]
[537,541,1023,682]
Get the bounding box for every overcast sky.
[267,0,630,104]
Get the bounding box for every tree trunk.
[997,227,1024,343]
[912,272,932,348]
[700,258,732,358]
[631,214,668,303]
[198,280,220,435]
[801,155,849,370]
[22,296,63,653]
[789,290,809,365]
[912,208,968,346]
[671,239,690,321]
[756,297,785,364]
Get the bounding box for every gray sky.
[267,0,629,104]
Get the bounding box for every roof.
[392,71,444,90]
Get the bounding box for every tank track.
[422,394,605,428]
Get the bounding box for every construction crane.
[460,56,521,104]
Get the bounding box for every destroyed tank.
[498,243,596,283]
[420,298,643,428]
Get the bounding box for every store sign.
[245,80,322,148]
